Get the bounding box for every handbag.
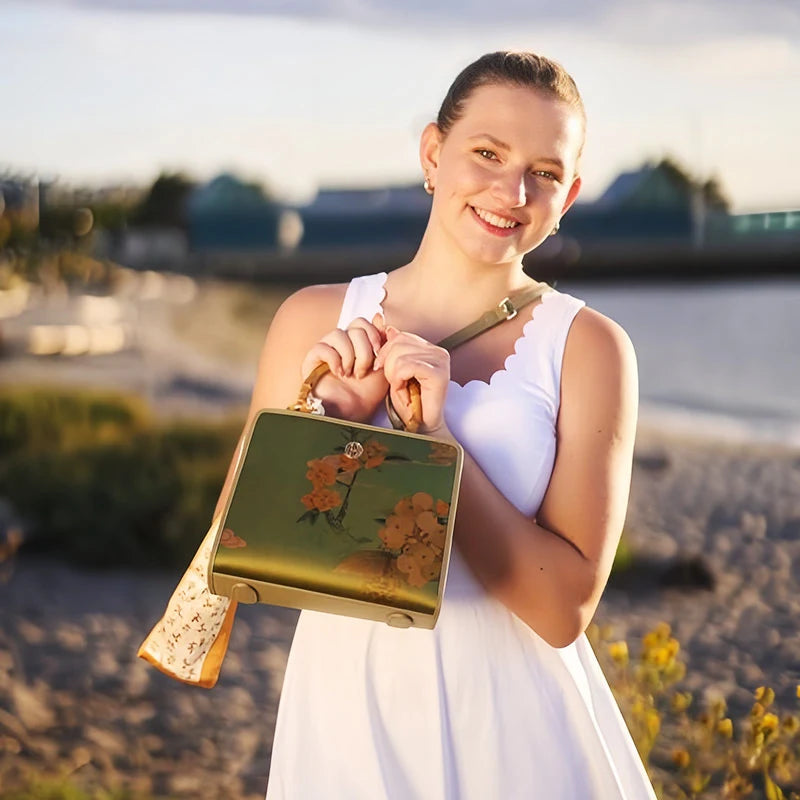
[139,280,552,685]
[207,368,464,630]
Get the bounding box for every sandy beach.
[1,275,799,796]
[2,429,798,797]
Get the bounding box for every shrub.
[0,389,240,568]
[0,774,151,799]
[0,388,150,457]
[590,623,800,799]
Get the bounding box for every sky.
[2,0,800,212]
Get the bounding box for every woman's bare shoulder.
[272,282,350,329]
[566,304,635,363]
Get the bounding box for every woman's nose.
[491,170,528,208]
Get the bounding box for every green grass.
[0,776,158,800]
[0,387,241,568]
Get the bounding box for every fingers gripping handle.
[290,362,422,433]
[385,379,422,433]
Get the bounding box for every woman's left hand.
[373,326,452,435]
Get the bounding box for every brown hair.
[437,51,586,148]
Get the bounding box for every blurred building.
[563,161,725,248]
[187,173,281,252]
[707,209,800,246]
[297,185,430,250]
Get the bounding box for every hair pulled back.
[437,51,585,144]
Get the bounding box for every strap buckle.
[498,297,517,320]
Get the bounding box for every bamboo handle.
[398,378,422,433]
[290,363,423,433]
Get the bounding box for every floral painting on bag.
[211,412,461,613]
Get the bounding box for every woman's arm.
[386,307,639,648]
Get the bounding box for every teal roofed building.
[297,185,430,250]
[187,173,281,252]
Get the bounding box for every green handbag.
[207,281,551,630]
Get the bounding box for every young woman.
[218,51,655,799]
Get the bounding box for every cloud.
[26,0,800,42]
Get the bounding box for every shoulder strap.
[436,281,552,352]
[382,281,553,430]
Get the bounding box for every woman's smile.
[469,205,523,237]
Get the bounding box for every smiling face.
[421,82,584,266]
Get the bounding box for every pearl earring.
[423,176,434,195]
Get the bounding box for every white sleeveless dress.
[265,272,656,799]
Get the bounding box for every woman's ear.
[419,122,443,179]
[560,174,582,216]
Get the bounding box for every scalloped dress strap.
[336,272,388,330]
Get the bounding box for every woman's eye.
[475,149,497,160]
[533,170,557,180]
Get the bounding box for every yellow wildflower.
[762,713,779,732]
[646,709,661,738]
[665,637,680,658]
[608,641,628,665]
[717,718,733,738]
[670,692,692,713]
[655,621,672,640]
[642,631,659,650]
[754,686,775,705]
[646,646,670,667]
[671,748,690,769]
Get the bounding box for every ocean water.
[557,278,800,446]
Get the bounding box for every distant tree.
[700,175,730,212]
[91,201,134,233]
[38,205,75,241]
[133,172,196,230]
[657,157,731,212]
[243,178,274,202]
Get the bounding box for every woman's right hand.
[298,313,390,422]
